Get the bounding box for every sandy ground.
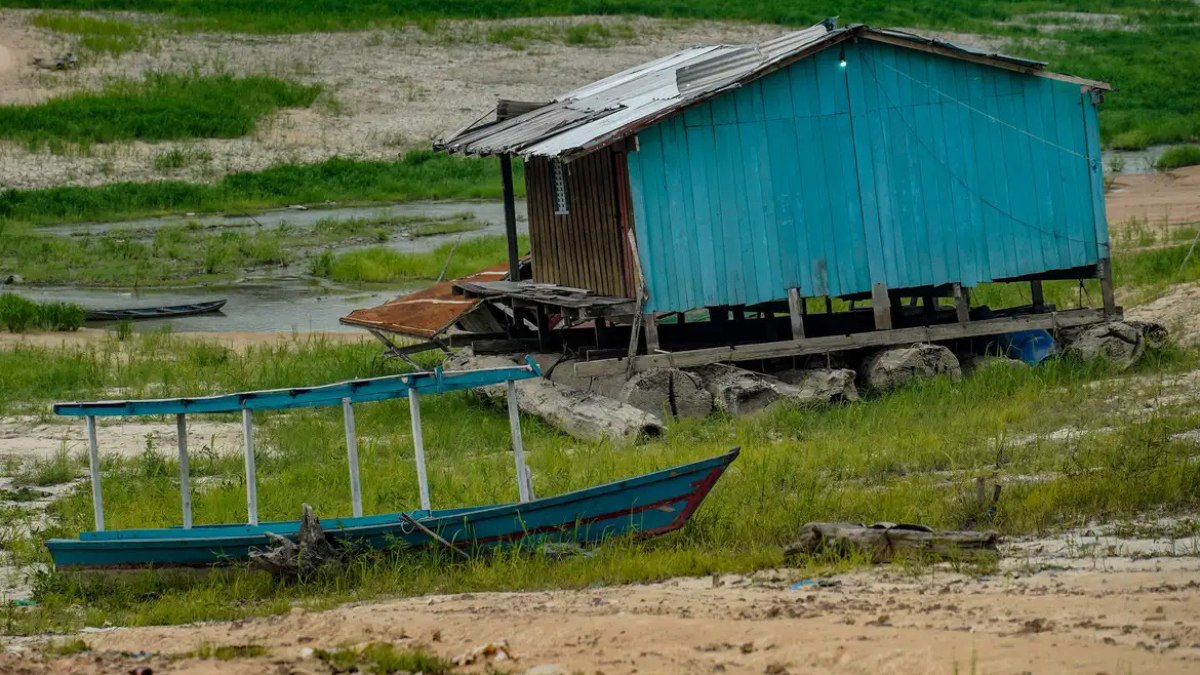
[1106,166,1200,229]
[4,524,1198,674]
[0,10,1022,192]
[0,11,791,190]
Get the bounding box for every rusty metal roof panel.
[439,21,1108,160]
[339,264,508,340]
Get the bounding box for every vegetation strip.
[0,153,522,225]
[0,73,320,150]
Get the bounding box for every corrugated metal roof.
[339,264,508,340]
[437,21,1110,161]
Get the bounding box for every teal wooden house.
[428,21,1116,374]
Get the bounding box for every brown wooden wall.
[525,150,631,298]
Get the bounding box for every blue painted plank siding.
[626,41,1107,313]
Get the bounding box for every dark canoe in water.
[46,448,738,570]
[84,299,227,321]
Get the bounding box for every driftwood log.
[784,522,999,564]
[446,350,664,443]
[619,367,713,418]
[249,504,343,578]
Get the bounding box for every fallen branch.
[249,504,343,579]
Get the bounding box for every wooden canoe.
[46,448,738,570]
[84,299,227,321]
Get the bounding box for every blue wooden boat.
[46,357,737,570]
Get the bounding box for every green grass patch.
[0,212,487,286]
[40,638,89,657]
[315,643,452,674]
[0,294,85,332]
[325,234,526,283]
[1155,145,1200,170]
[189,644,269,660]
[30,13,150,58]
[0,153,521,225]
[0,73,320,150]
[0,334,1195,632]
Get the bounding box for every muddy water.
[1103,144,1171,174]
[21,199,528,333]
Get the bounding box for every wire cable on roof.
[860,53,1098,247]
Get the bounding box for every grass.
[189,643,269,660]
[315,643,452,674]
[29,13,151,58]
[324,234,527,283]
[1156,145,1200,170]
[0,330,1194,632]
[9,2,1200,147]
[0,212,487,286]
[0,73,320,151]
[0,294,86,332]
[0,152,522,225]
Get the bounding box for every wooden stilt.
[85,416,104,532]
[1098,258,1117,318]
[871,282,892,330]
[643,312,660,352]
[953,283,971,323]
[176,414,192,529]
[241,408,258,526]
[342,398,364,518]
[1030,280,1045,313]
[500,154,520,283]
[787,288,806,341]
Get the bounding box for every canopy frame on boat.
[55,358,543,531]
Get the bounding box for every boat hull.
[84,299,227,322]
[46,448,738,570]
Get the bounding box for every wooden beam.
[787,288,806,341]
[572,309,1112,377]
[500,154,520,283]
[871,282,892,330]
[953,283,970,323]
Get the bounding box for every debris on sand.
[249,504,343,579]
[31,52,76,70]
[784,522,999,564]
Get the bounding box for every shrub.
[0,293,39,332]
[1156,145,1200,170]
[37,301,86,331]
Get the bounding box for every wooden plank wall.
[526,150,630,298]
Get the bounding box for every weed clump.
[0,294,85,332]
[1156,145,1200,170]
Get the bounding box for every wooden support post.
[85,416,104,532]
[1098,258,1117,318]
[342,398,364,518]
[733,308,746,322]
[1030,280,1045,313]
[643,312,660,352]
[871,282,892,330]
[922,293,937,321]
[176,414,192,529]
[953,283,971,323]
[709,307,727,322]
[825,297,834,314]
[506,381,533,502]
[500,154,520,283]
[787,288,806,341]
[241,408,258,526]
[408,386,432,511]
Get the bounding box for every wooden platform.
[572,307,1114,377]
[454,280,637,321]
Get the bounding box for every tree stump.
[1062,321,1145,370]
[859,344,962,392]
[773,367,860,404]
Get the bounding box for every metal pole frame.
[506,380,533,502]
[85,415,104,532]
[176,413,192,529]
[241,407,259,526]
[342,397,364,518]
[408,386,432,511]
